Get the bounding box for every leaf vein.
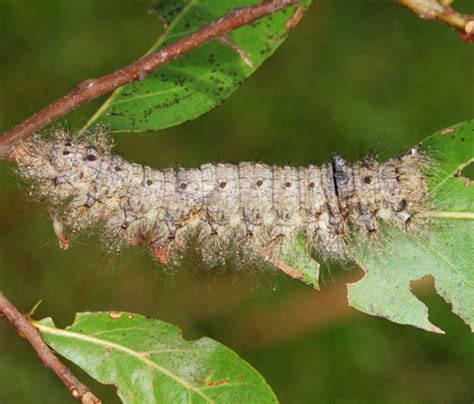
[34,322,215,403]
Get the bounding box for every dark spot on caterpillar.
[115,166,122,172]
[358,202,368,214]
[146,179,153,186]
[360,160,371,169]
[366,223,377,233]
[256,179,263,187]
[179,183,187,190]
[219,181,226,189]
[63,150,71,156]
[363,176,372,184]
[394,199,407,212]
[285,181,292,188]
[308,182,315,189]
[85,145,98,162]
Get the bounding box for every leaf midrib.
[430,157,474,192]
[33,321,215,403]
[423,211,474,220]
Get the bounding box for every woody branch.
[0,292,101,403]
[399,0,474,40]
[0,0,301,160]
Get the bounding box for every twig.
[399,0,474,40]
[0,0,300,160]
[0,292,101,403]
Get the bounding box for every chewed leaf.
[35,312,277,403]
[84,0,311,133]
[259,233,319,289]
[349,120,474,333]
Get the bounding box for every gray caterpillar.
[13,130,428,275]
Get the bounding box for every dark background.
[0,1,473,403]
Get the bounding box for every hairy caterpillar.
[12,130,428,275]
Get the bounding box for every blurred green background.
[0,1,473,403]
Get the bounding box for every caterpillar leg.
[252,234,320,289]
[150,242,171,265]
[49,208,71,250]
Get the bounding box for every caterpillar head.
[13,130,112,203]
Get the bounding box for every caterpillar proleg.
[13,130,428,278]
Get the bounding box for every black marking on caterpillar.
[13,130,428,271]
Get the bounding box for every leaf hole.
[458,161,474,183]
[410,276,471,334]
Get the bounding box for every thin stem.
[0,0,300,160]
[399,0,474,39]
[0,292,101,403]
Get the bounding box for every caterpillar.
[12,130,428,277]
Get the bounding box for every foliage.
[350,121,474,332]
[84,0,311,133]
[36,312,276,403]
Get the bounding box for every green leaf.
[35,312,278,403]
[349,120,474,333]
[83,0,310,133]
[267,233,320,289]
